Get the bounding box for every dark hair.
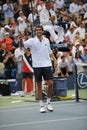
[75,52,81,58]
[61,55,65,59]
[35,25,43,31]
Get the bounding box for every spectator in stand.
[74,51,83,73]
[21,48,34,97]
[52,48,63,76]
[69,13,78,28]
[1,32,13,52]
[9,22,19,36]
[3,51,17,79]
[59,10,70,33]
[73,31,82,45]
[12,33,20,53]
[37,0,46,14]
[17,10,27,33]
[83,2,87,12]
[55,0,65,10]
[65,50,74,75]
[69,0,79,14]
[74,22,86,40]
[72,41,84,58]
[49,1,60,25]
[4,24,10,34]
[23,28,31,41]
[78,1,86,17]
[13,2,22,22]
[28,0,36,9]
[74,51,83,64]
[81,46,87,63]
[65,26,75,45]
[58,55,69,77]
[39,1,59,44]
[3,0,14,25]
[14,40,24,77]
[21,0,30,18]
[28,7,40,27]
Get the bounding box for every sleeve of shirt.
[3,4,8,11]
[24,38,32,49]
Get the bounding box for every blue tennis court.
[0,100,87,130]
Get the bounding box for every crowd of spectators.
[0,0,87,94]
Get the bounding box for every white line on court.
[0,116,87,128]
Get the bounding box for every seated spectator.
[73,32,82,45]
[58,55,69,77]
[3,51,17,79]
[54,55,69,77]
[60,11,70,32]
[81,46,87,63]
[4,24,11,34]
[12,33,20,53]
[24,28,31,38]
[74,51,84,73]
[64,26,75,45]
[72,41,84,57]
[1,32,13,52]
[74,22,86,40]
[74,51,83,64]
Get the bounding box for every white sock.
[39,100,44,107]
[47,98,51,104]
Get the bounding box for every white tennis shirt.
[24,37,52,68]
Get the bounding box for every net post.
[74,64,79,102]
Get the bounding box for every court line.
[0,116,87,128]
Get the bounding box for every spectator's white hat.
[75,42,80,46]
[4,25,10,29]
[5,32,9,35]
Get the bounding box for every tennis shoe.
[40,106,46,113]
[46,103,53,112]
